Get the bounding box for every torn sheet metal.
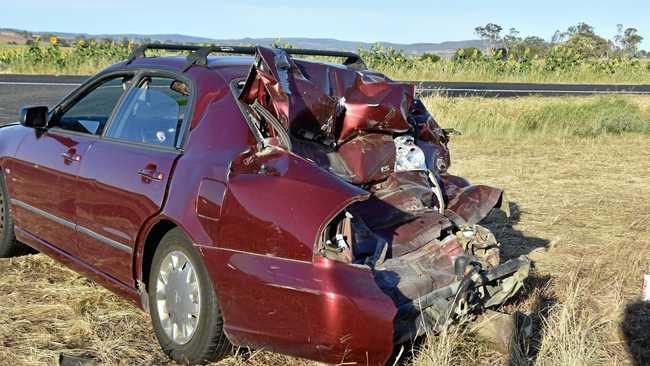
[445,185,506,226]
[330,133,396,185]
[235,46,529,349]
[239,46,414,146]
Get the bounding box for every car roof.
[121,55,254,72]
[116,54,358,85]
[109,44,367,85]
[99,55,255,88]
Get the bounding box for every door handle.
[61,148,81,162]
[138,164,164,181]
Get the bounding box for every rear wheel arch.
[139,219,178,291]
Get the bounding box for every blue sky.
[2,0,648,49]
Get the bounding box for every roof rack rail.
[127,43,366,70]
[126,44,202,64]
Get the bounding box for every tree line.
[471,22,646,60]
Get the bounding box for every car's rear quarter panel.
[202,251,396,365]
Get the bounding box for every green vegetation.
[362,22,649,83]
[371,55,650,83]
[0,37,133,75]
[0,22,648,83]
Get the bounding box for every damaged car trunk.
[236,46,530,348]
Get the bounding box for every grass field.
[378,59,650,84]
[0,95,649,365]
[423,95,650,138]
[1,42,650,84]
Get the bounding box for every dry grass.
[402,132,650,366]
[422,95,650,138]
[1,98,650,365]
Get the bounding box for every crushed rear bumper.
[394,256,531,344]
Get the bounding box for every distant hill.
[0,28,484,57]
[0,30,26,44]
[208,37,485,57]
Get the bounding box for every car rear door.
[9,75,133,255]
[74,74,191,285]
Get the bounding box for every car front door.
[9,75,133,254]
[74,74,191,285]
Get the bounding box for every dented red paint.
[203,251,396,365]
[239,47,414,145]
[215,145,367,261]
[0,46,524,365]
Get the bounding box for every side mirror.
[19,106,49,129]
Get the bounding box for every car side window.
[105,77,190,148]
[55,76,132,135]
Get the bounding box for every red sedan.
[0,44,529,365]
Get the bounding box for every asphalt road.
[1,74,649,125]
[0,75,84,125]
[414,81,650,97]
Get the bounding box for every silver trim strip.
[76,225,132,254]
[10,199,133,254]
[11,199,76,230]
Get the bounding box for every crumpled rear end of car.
[233,46,530,363]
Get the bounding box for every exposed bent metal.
[236,46,530,347]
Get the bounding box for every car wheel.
[0,171,26,258]
[149,228,232,365]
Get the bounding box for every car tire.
[0,171,27,258]
[149,228,232,365]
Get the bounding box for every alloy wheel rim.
[155,250,201,345]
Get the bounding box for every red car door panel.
[10,130,95,254]
[73,75,190,284]
[75,140,178,285]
